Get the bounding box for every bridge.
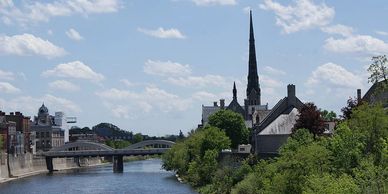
[39,140,175,173]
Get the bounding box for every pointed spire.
[246,10,261,105]
[233,82,237,100]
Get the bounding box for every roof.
[226,99,245,118]
[362,81,388,107]
[255,95,303,134]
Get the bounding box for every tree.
[320,109,337,121]
[293,102,324,138]
[178,130,185,139]
[208,110,249,149]
[341,97,359,120]
[133,133,143,143]
[368,55,388,84]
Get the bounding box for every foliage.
[232,103,388,194]
[208,110,249,149]
[320,109,337,121]
[302,173,360,194]
[162,126,230,187]
[341,97,359,120]
[133,133,143,143]
[104,140,131,149]
[368,55,388,84]
[293,102,324,138]
[92,122,133,139]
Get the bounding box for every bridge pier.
[113,155,123,173]
[45,157,54,172]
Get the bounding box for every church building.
[201,11,270,128]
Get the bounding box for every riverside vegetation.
[162,55,388,194]
[163,103,388,194]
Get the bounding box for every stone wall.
[0,153,102,179]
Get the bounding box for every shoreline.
[0,161,108,184]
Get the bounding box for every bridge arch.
[125,140,175,149]
[50,141,114,151]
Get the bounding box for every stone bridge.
[40,140,175,173]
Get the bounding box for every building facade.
[31,104,64,152]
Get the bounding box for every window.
[46,132,49,138]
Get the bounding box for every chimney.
[287,84,296,98]
[10,112,14,116]
[287,84,296,105]
[213,102,218,107]
[220,99,225,109]
[357,89,362,102]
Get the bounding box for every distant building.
[31,104,64,152]
[69,127,98,142]
[253,84,304,156]
[358,81,388,108]
[201,11,270,128]
[5,111,31,153]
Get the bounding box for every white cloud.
[0,94,81,115]
[324,35,388,55]
[260,0,334,34]
[0,33,66,58]
[263,66,286,75]
[144,60,192,77]
[0,69,15,80]
[192,0,237,6]
[166,75,229,88]
[307,62,363,89]
[321,24,353,37]
[49,80,80,92]
[192,91,218,101]
[138,27,186,39]
[42,61,105,82]
[260,75,283,88]
[66,28,83,41]
[0,81,20,93]
[376,31,388,36]
[0,0,121,25]
[96,86,192,117]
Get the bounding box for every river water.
[0,159,197,194]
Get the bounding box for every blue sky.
[1,0,388,136]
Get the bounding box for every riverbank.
[0,153,103,184]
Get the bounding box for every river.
[0,159,197,194]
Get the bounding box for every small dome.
[39,103,49,114]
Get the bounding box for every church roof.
[362,81,388,107]
[255,85,304,134]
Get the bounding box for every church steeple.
[233,82,237,100]
[246,10,261,105]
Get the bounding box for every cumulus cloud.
[0,81,20,93]
[66,28,83,41]
[324,35,388,55]
[307,62,363,89]
[0,94,81,115]
[0,69,15,80]
[263,66,286,76]
[260,0,334,33]
[49,80,80,92]
[96,86,192,118]
[321,24,354,37]
[376,31,388,36]
[192,0,237,6]
[138,27,186,39]
[144,60,192,77]
[260,75,283,88]
[0,33,66,58]
[42,61,105,82]
[0,0,121,25]
[167,75,230,88]
[192,91,218,101]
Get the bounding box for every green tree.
[293,102,324,138]
[208,110,249,149]
[320,109,337,121]
[162,126,230,188]
[302,173,359,194]
[133,133,143,143]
